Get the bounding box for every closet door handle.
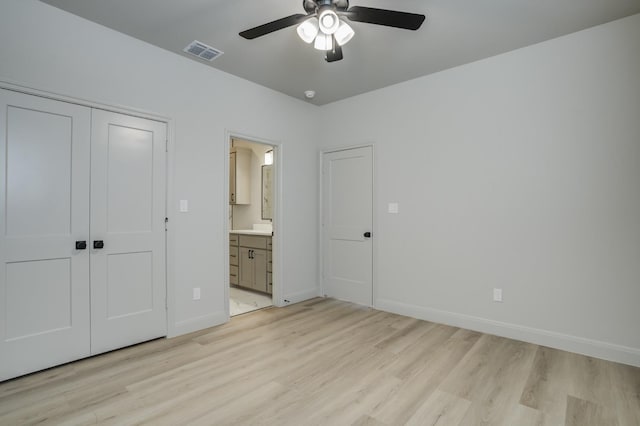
[75,240,87,250]
[93,240,104,249]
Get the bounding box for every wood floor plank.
[404,389,472,426]
[0,297,639,425]
[352,414,388,426]
[565,395,619,426]
[370,328,481,424]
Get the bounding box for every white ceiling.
[40,0,640,105]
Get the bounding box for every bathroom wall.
[231,139,274,230]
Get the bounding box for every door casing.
[224,131,283,318]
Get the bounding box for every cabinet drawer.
[230,265,238,285]
[239,235,267,249]
[266,238,272,250]
[229,234,239,246]
[267,250,272,272]
[229,246,239,266]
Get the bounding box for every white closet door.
[0,89,91,380]
[90,110,167,354]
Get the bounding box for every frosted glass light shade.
[334,21,354,46]
[297,18,319,43]
[318,9,339,34]
[314,33,332,51]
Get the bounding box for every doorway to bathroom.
[228,137,276,316]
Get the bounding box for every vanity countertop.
[230,229,273,236]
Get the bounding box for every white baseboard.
[376,298,640,368]
[168,311,228,338]
[280,287,320,307]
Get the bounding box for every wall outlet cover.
[493,288,503,302]
[388,203,399,214]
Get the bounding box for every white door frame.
[319,143,376,307]
[0,80,175,338]
[224,131,283,319]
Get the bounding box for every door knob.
[363,232,371,238]
[93,240,104,249]
[75,240,87,250]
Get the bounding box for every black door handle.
[93,240,104,249]
[364,232,372,238]
[75,240,87,250]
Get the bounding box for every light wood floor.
[1,298,639,425]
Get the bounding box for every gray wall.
[319,14,640,365]
[0,0,320,335]
[2,0,639,366]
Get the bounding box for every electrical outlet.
[493,288,503,302]
[193,287,201,300]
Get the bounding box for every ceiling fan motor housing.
[303,0,349,15]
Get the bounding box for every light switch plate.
[179,200,189,212]
[193,287,201,300]
[388,203,399,214]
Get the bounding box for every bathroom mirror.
[261,164,273,220]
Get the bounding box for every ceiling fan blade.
[345,6,425,30]
[239,14,308,39]
[325,37,343,62]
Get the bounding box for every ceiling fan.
[239,0,426,63]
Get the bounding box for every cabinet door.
[252,249,267,292]
[231,148,251,204]
[238,247,254,289]
[89,110,167,355]
[229,151,236,204]
[0,89,91,381]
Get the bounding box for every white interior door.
[0,89,91,380]
[90,110,167,355]
[322,146,373,306]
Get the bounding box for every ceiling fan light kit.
[313,33,332,51]
[334,21,355,46]
[297,18,319,43]
[239,0,426,62]
[318,8,340,34]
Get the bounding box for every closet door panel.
[0,89,91,381]
[90,110,167,355]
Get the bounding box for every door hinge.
[165,217,168,231]
[165,139,168,153]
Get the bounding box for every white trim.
[319,143,375,306]
[169,312,227,338]
[165,119,177,338]
[376,298,640,368]
[282,288,321,306]
[0,79,170,123]
[224,131,283,315]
